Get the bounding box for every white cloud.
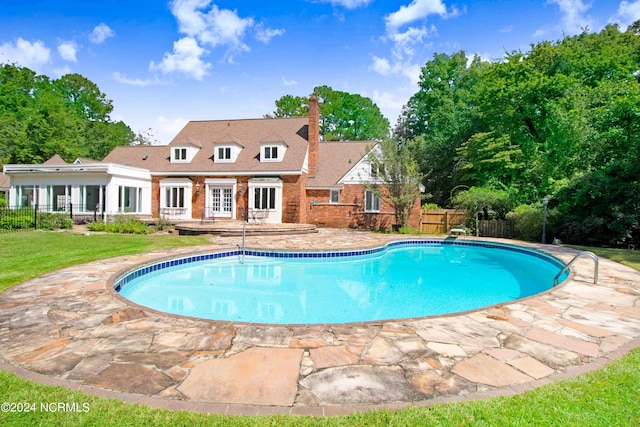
[369,88,414,122]
[534,0,595,40]
[89,23,115,44]
[371,1,455,85]
[385,0,451,30]
[53,65,72,77]
[255,24,285,43]
[547,0,594,34]
[170,0,254,62]
[282,76,297,86]
[0,37,50,70]
[369,25,433,83]
[610,0,640,30]
[149,36,211,80]
[153,115,190,145]
[370,55,392,75]
[112,72,162,86]
[159,0,282,76]
[316,0,373,9]
[390,25,431,56]
[57,41,78,62]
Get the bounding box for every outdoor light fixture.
[195,182,201,195]
[238,182,244,195]
[542,196,549,244]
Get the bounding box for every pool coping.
[1,232,639,416]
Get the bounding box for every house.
[0,173,9,203]
[3,96,421,229]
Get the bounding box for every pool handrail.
[554,251,598,286]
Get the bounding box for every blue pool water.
[116,241,568,324]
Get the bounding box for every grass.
[0,232,639,426]
[0,231,210,293]
[570,245,640,271]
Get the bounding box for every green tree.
[365,138,423,228]
[267,86,390,141]
[264,94,308,118]
[395,52,484,205]
[0,65,133,165]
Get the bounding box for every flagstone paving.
[1,229,639,416]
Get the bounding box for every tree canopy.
[397,23,640,246]
[267,85,390,141]
[0,64,133,166]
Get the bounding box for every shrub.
[507,203,542,242]
[0,207,34,230]
[37,212,73,230]
[153,216,173,232]
[421,203,440,210]
[87,216,150,234]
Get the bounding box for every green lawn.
[0,231,210,293]
[1,231,639,426]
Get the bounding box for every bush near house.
[87,216,150,234]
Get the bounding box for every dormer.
[213,135,244,163]
[260,134,288,162]
[171,143,200,163]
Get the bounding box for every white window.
[160,179,192,219]
[254,187,276,210]
[46,185,70,211]
[79,185,104,212]
[18,185,38,207]
[218,147,231,160]
[264,146,278,160]
[330,190,340,204]
[165,187,186,208]
[364,190,380,212]
[174,148,187,161]
[118,186,143,213]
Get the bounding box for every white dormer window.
[171,145,199,163]
[218,147,231,160]
[260,141,287,162]
[214,143,241,163]
[174,148,187,161]
[264,146,278,160]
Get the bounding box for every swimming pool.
[114,240,568,324]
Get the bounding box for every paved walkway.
[1,229,639,416]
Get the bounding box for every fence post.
[33,204,38,230]
[444,210,449,232]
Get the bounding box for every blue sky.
[1,0,638,145]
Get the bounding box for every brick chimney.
[308,94,319,177]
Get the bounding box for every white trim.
[248,177,283,224]
[159,179,192,220]
[148,170,302,177]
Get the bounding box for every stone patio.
[1,229,639,416]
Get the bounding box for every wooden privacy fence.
[478,219,515,238]
[420,209,467,234]
[420,209,515,238]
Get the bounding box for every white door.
[209,187,233,219]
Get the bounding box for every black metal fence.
[0,204,103,232]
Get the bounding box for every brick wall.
[282,175,306,223]
[306,184,422,230]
